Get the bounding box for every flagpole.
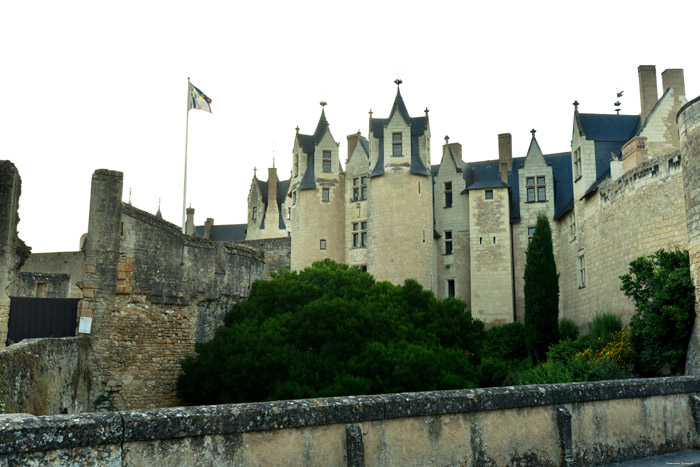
[182,77,190,233]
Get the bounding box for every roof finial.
[295,125,299,133]
[573,100,579,111]
[320,101,327,107]
[531,129,536,136]
[254,166,257,177]
[425,107,429,115]
[369,109,373,117]
[444,135,450,144]
[394,78,402,86]
[128,188,132,205]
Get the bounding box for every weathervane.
[394,78,402,86]
[614,90,624,115]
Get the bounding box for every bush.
[483,322,527,362]
[178,260,485,404]
[590,313,623,342]
[558,319,579,341]
[620,249,695,376]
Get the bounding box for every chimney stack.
[185,207,195,235]
[347,131,360,158]
[267,167,278,215]
[661,68,685,97]
[638,65,658,124]
[204,218,214,239]
[498,133,512,183]
[448,142,462,160]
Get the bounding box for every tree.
[620,249,695,376]
[177,259,485,405]
[524,212,560,362]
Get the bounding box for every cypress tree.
[524,212,560,362]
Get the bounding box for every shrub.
[178,260,485,404]
[483,322,527,362]
[620,249,695,376]
[558,319,579,341]
[589,313,623,342]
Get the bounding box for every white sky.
[2,0,698,253]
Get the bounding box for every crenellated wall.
[1,377,699,466]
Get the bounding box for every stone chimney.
[347,131,361,158]
[185,207,195,235]
[638,65,658,124]
[448,143,462,160]
[498,133,512,183]
[267,167,279,223]
[204,218,214,239]
[662,69,685,96]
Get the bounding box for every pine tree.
[524,212,560,362]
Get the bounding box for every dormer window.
[573,148,582,180]
[526,176,546,202]
[392,133,402,156]
[322,150,331,172]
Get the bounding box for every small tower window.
[574,148,582,180]
[252,207,258,220]
[447,279,455,298]
[528,226,536,244]
[322,150,332,172]
[485,190,493,200]
[353,177,368,201]
[392,133,402,156]
[294,153,299,177]
[578,251,587,289]
[444,231,453,254]
[322,188,330,202]
[287,207,291,220]
[320,239,327,250]
[352,222,368,248]
[444,182,453,208]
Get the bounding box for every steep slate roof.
[454,150,573,223]
[297,109,331,190]
[576,112,641,185]
[194,224,247,242]
[255,177,290,230]
[370,87,431,178]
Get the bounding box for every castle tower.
[367,81,433,289]
[289,104,345,270]
[679,96,700,374]
[245,165,290,240]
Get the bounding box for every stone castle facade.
[246,67,690,326]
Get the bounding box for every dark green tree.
[523,212,560,362]
[620,249,695,376]
[177,259,485,405]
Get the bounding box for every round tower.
[366,83,433,289]
[289,105,345,270]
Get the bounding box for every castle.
[244,66,689,326]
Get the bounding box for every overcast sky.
[2,0,698,253]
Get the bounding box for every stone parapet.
[1,377,700,465]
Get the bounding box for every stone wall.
[84,182,265,410]
[17,273,72,298]
[679,96,700,374]
[241,236,291,279]
[559,151,688,326]
[0,337,90,415]
[0,161,30,347]
[1,376,700,466]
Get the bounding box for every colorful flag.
[188,82,212,113]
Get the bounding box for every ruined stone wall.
[679,96,700,374]
[17,273,72,298]
[0,161,30,346]
[20,251,86,298]
[241,236,291,279]
[0,337,90,415]
[2,376,699,466]
[85,197,264,411]
[559,152,687,326]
